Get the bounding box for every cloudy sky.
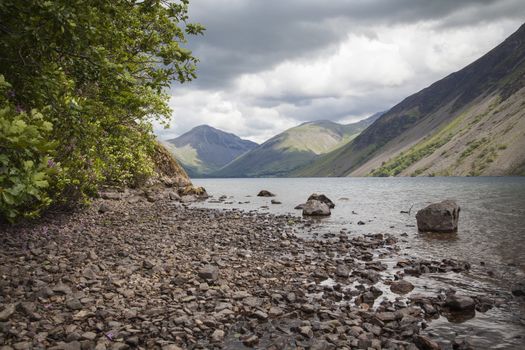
[155,0,525,143]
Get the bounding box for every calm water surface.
[191,177,525,349]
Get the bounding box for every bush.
[0,76,58,221]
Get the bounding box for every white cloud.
[156,15,523,144]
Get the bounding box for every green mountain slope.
[299,23,525,177]
[212,116,379,177]
[164,125,258,177]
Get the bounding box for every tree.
[0,0,204,221]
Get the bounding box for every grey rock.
[0,303,16,321]
[198,265,219,281]
[242,334,259,346]
[302,200,331,216]
[66,298,83,311]
[335,265,350,278]
[414,335,441,350]
[390,280,414,295]
[257,190,275,197]
[298,325,313,338]
[416,200,460,233]
[98,203,111,214]
[445,295,475,311]
[307,193,335,208]
[211,329,225,342]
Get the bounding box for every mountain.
[164,125,258,177]
[298,23,525,177]
[212,115,380,177]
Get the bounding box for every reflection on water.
[192,177,525,348]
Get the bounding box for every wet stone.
[390,280,415,295]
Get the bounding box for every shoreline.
[0,188,522,349]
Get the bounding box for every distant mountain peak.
[165,124,258,177]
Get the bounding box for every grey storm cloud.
[186,0,523,89]
[158,0,525,143]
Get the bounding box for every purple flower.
[15,105,24,113]
[7,90,15,98]
[105,332,114,340]
[47,159,56,168]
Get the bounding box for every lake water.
[191,177,525,349]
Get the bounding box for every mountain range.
[164,23,525,178]
[212,115,381,177]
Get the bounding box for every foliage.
[370,133,453,177]
[0,0,203,221]
[0,76,58,220]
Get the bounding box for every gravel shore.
[0,188,494,349]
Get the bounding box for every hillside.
[298,23,525,177]
[165,125,258,177]
[212,116,379,177]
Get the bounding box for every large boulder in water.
[416,200,460,233]
[307,193,335,208]
[302,200,331,216]
[257,190,275,197]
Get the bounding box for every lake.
[192,177,525,349]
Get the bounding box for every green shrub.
[0,76,58,221]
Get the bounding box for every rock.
[257,190,275,197]
[179,185,208,198]
[169,191,181,201]
[445,295,475,311]
[233,290,251,299]
[298,325,313,338]
[414,335,441,350]
[142,260,155,269]
[416,200,460,233]
[82,332,97,341]
[302,199,331,216]
[211,329,225,342]
[357,220,365,225]
[294,203,305,210]
[98,203,111,213]
[198,265,219,281]
[307,193,335,208]
[271,199,282,204]
[390,280,415,294]
[13,343,32,350]
[0,304,16,321]
[335,265,350,278]
[242,334,259,347]
[53,283,72,295]
[66,298,83,310]
[62,341,82,350]
[162,346,183,350]
[100,191,122,200]
[268,306,283,317]
[252,310,268,320]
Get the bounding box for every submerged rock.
[294,203,305,210]
[257,190,275,197]
[445,295,475,311]
[416,200,460,233]
[302,200,331,216]
[307,193,335,208]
